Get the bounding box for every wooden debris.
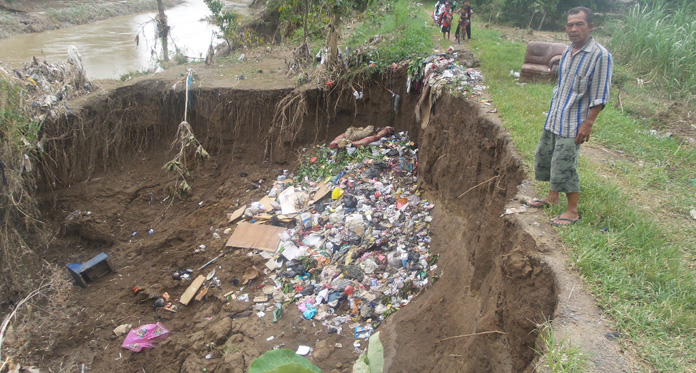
[180,275,205,305]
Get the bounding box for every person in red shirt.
[438,4,454,40]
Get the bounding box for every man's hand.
[575,120,593,145]
[575,105,604,145]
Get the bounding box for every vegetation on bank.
[469,20,696,372]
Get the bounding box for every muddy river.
[0,0,252,79]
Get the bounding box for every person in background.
[433,0,443,23]
[438,4,454,40]
[529,7,613,227]
[455,0,473,41]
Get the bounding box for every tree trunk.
[527,11,536,31]
[538,10,546,31]
[157,0,169,62]
[326,14,340,69]
[303,0,309,46]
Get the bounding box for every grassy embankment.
[467,11,696,372]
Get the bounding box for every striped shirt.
[544,38,613,137]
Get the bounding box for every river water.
[0,0,252,79]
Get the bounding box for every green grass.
[609,3,696,101]
[534,323,587,372]
[469,26,696,371]
[345,0,434,70]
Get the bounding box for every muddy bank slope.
[9,66,635,372]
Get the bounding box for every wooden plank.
[180,275,205,305]
[225,222,286,252]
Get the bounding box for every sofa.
[520,41,567,83]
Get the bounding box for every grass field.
[467,25,696,372]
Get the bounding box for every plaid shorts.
[534,129,581,193]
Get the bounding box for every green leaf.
[366,331,384,373]
[248,349,322,373]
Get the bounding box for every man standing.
[529,7,613,226]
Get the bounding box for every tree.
[204,0,240,49]
[156,0,169,61]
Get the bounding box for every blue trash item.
[67,252,115,288]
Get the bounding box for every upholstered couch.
[520,41,567,83]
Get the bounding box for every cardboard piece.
[311,183,332,204]
[257,195,274,212]
[225,223,287,252]
[180,275,205,305]
[227,206,246,223]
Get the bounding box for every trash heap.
[0,45,94,121]
[407,52,487,97]
[229,128,437,340]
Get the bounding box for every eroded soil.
[1,3,644,373]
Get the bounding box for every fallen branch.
[457,175,500,199]
[438,330,506,342]
[0,287,43,361]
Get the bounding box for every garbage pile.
[0,45,94,121]
[409,52,487,127]
[227,128,437,340]
[407,52,487,97]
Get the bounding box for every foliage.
[248,349,321,373]
[0,76,46,306]
[295,144,379,183]
[268,0,369,41]
[499,0,614,29]
[534,323,587,372]
[344,0,433,71]
[609,2,696,101]
[204,0,240,48]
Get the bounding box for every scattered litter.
[409,54,487,128]
[0,46,94,122]
[503,206,527,215]
[267,336,275,341]
[296,345,311,356]
[180,275,206,305]
[121,322,170,352]
[199,253,224,270]
[113,324,132,337]
[66,252,115,288]
[205,353,213,360]
[690,209,696,220]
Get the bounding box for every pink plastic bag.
[121,322,170,352]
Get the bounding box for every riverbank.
[0,0,184,38]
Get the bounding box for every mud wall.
[40,73,555,371]
[380,94,556,372]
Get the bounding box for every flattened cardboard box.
[225,222,287,252]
